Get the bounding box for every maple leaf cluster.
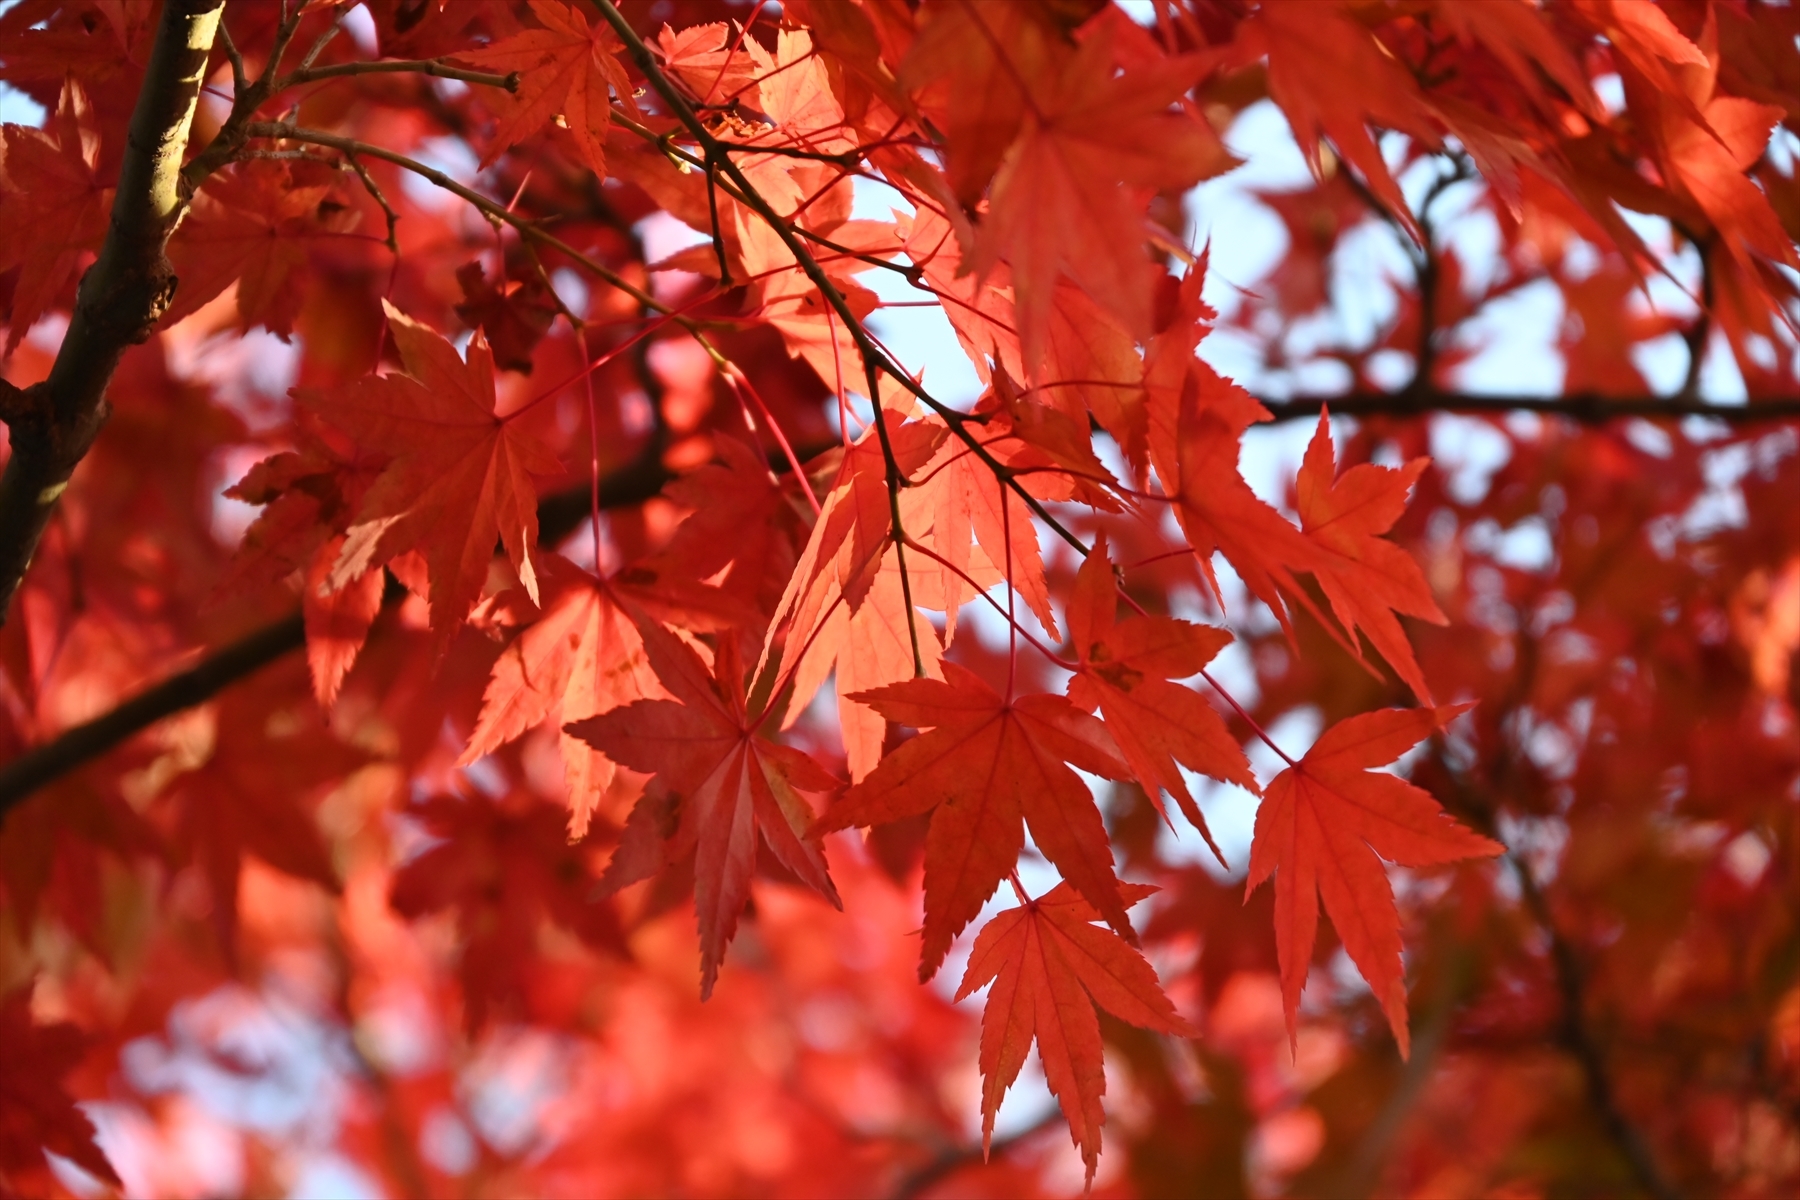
[0,1,1795,1196]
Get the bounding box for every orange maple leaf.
[1246,705,1502,1056]
[819,663,1135,980]
[762,411,945,716]
[781,551,945,783]
[656,21,761,108]
[457,0,636,179]
[1295,413,1448,706]
[901,419,1063,641]
[955,882,1194,1186]
[300,302,561,645]
[1066,538,1257,866]
[567,614,841,998]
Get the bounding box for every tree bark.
[0,0,225,623]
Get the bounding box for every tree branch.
[0,0,225,624]
[1258,391,1800,423]
[1444,751,1686,1200]
[284,58,521,93]
[0,446,685,825]
[0,612,304,816]
[180,3,305,188]
[1507,848,1685,1200]
[890,1112,1062,1199]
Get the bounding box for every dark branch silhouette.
[1260,390,1800,423]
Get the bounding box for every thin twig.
[284,58,522,93]
[235,148,340,165]
[1499,841,1686,1200]
[1258,391,1800,423]
[290,5,346,78]
[706,139,860,166]
[241,122,671,318]
[182,3,308,188]
[1443,725,1687,1200]
[218,20,248,95]
[890,1111,1063,1199]
[611,112,920,281]
[1406,156,1474,397]
[866,361,926,679]
[1677,237,1716,402]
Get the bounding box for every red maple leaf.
[462,553,747,837]
[656,21,761,108]
[219,431,380,598]
[1243,1,1440,239]
[1157,363,1320,624]
[0,778,162,966]
[567,613,841,998]
[899,1,1074,209]
[457,0,636,180]
[162,159,354,336]
[1246,705,1503,1055]
[1295,413,1448,705]
[653,435,818,620]
[819,663,1135,980]
[389,787,625,1031]
[301,536,386,709]
[300,302,561,644]
[955,882,1194,1186]
[159,677,366,960]
[0,988,119,1188]
[1065,538,1257,866]
[970,16,1234,366]
[0,79,110,350]
[452,259,559,374]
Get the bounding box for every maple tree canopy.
[0,1,1798,1196]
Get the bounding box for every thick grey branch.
[0,0,225,624]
